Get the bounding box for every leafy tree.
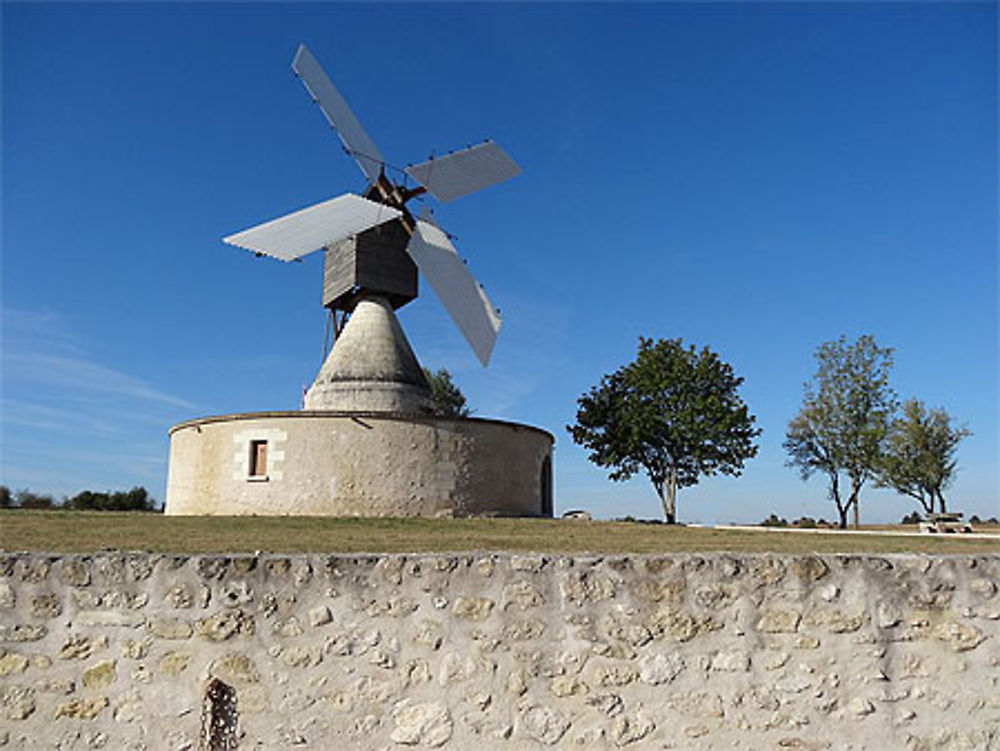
[67,490,102,511]
[14,489,57,509]
[784,334,896,529]
[0,486,11,509]
[118,486,155,511]
[876,398,971,516]
[423,368,471,417]
[568,337,760,524]
[67,486,156,511]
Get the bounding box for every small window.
[248,440,268,478]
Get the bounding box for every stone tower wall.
[165,412,554,518]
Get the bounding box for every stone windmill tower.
[164,45,553,518]
[224,45,518,414]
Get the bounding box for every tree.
[423,368,471,417]
[119,486,155,511]
[14,489,57,509]
[784,334,896,529]
[0,486,11,509]
[67,486,156,511]
[568,337,760,523]
[876,398,971,516]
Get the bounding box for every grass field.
[1,511,998,555]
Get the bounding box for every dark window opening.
[202,678,238,750]
[540,455,553,517]
[248,440,268,478]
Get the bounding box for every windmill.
[224,45,519,411]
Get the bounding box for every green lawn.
[1,511,998,555]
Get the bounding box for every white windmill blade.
[292,44,385,186]
[406,220,502,366]
[405,141,521,203]
[224,194,401,262]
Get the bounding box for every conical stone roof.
[303,296,431,413]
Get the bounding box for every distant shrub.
[2,485,159,512]
[67,486,156,512]
[612,515,667,524]
[900,511,922,525]
[761,514,788,527]
[14,490,58,509]
[792,516,817,529]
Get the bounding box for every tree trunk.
[828,473,845,529]
[849,476,862,529]
[837,504,849,530]
[658,470,677,524]
[919,494,934,516]
[829,472,848,529]
[936,491,948,515]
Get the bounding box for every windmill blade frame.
[405,220,502,366]
[405,140,521,203]
[292,44,386,186]
[224,194,401,262]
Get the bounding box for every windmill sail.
[224,194,401,261]
[405,220,502,366]
[405,141,521,203]
[292,44,385,186]
[227,43,519,368]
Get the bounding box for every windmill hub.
[164,44,553,519]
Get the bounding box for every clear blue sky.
[3,2,997,523]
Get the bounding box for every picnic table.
[919,512,974,534]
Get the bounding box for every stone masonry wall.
[0,552,997,750]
